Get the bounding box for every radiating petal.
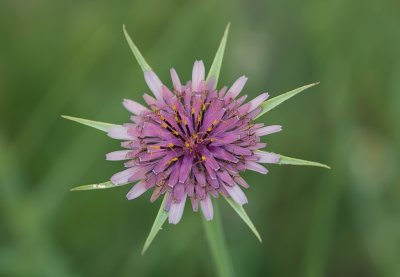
[170,68,182,92]
[126,181,147,200]
[224,184,248,205]
[255,151,280,163]
[248,93,269,112]
[144,71,164,100]
[245,161,268,174]
[192,60,205,92]
[200,195,214,221]
[123,99,149,115]
[255,125,282,136]
[227,76,248,99]
[168,194,187,224]
[107,126,135,140]
[106,150,133,161]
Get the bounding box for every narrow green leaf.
[278,155,331,169]
[62,115,118,132]
[142,194,169,255]
[255,82,320,119]
[202,201,235,277]
[123,24,152,72]
[224,197,262,242]
[70,181,129,191]
[206,23,230,88]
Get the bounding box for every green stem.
[202,201,235,277]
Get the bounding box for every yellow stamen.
[173,130,179,136]
[150,145,161,149]
[207,126,212,132]
[212,119,217,125]
[191,107,195,114]
[185,141,190,148]
[192,133,198,139]
[201,155,206,161]
[161,123,168,128]
[167,143,174,148]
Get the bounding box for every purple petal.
[255,125,282,136]
[191,197,199,212]
[227,76,248,99]
[255,151,280,163]
[179,154,194,183]
[191,60,205,92]
[245,161,268,174]
[126,181,147,200]
[111,167,136,185]
[123,99,148,115]
[108,126,135,140]
[106,150,134,161]
[168,193,187,224]
[144,71,163,100]
[224,184,248,205]
[200,195,214,221]
[248,93,269,112]
[170,68,182,92]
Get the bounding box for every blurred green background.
[1,0,399,276]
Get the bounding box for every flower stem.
[202,201,235,277]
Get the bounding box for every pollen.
[167,143,174,148]
[201,155,206,161]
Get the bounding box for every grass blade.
[142,194,169,255]
[61,115,118,132]
[123,25,152,72]
[202,201,235,277]
[206,23,230,88]
[278,155,330,169]
[225,197,262,242]
[70,181,129,191]
[255,82,319,119]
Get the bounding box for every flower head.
[106,60,281,224]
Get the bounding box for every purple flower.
[106,60,281,224]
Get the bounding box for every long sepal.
[62,115,118,132]
[224,197,262,242]
[255,82,319,119]
[202,201,236,277]
[142,194,169,255]
[70,181,130,191]
[278,155,330,169]
[123,25,152,72]
[206,23,230,88]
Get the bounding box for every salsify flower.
[107,60,281,224]
[64,24,328,253]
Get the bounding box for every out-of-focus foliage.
[0,0,399,276]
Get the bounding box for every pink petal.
[224,184,248,205]
[168,194,187,224]
[255,125,282,136]
[107,126,134,140]
[170,68,182,92]
[143,93,157,106]
[191,60,205,92]
[200,195,214,221]
[248,93,269,112]
[144,71,163,100]
[245,161,268,174]
[227,76,248,99]
[106,150,133,161]
[126,181,147,200]
[111,168,136,185]
[122,99,148,115]
[255,151,280,163]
